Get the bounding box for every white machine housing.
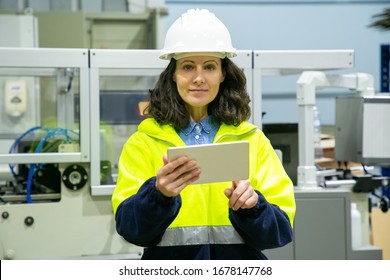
[335,95,390,166]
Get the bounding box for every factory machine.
[0,48,251,259]
[0,48,144,259]
[288,70,389,260]
[0,47,385,259]
[251,51,384,259]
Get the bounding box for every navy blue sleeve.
[229,191,293,250]
[115,177,181,247]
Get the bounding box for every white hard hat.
[160,9,237,60]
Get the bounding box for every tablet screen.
[167,141,249,184]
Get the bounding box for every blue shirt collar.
[180,116,219,136]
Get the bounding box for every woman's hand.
[155,155,201,197]
[224,180,258,211]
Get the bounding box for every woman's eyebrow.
[179,59,219,66]
[179,60,195,65]
[204,60,218,64]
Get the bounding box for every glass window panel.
[0,66,82,204]
[0,66,81,155]
[98,72,159,185]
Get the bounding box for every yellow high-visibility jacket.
[112,118,296,259]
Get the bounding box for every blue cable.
[25,164,35,204]
[8,126,44,178]
[9,127,79,204]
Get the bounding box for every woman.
[112,8,296,260]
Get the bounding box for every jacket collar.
[138,117,257,145]
[214,121,257,142]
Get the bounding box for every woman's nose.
[193,69,205,85]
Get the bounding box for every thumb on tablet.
[162,155,168,165]
[224,186,233,198]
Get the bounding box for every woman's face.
[173,55,225,116]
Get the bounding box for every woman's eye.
[205,64,216,71]
[183,64,194,71]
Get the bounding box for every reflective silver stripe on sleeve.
[157,226,245,247]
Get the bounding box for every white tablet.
[167,141,249,184]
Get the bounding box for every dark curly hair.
[146,57,251,130]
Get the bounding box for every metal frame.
[90,49,356,194]
[89,49,253,196]
[252,50,355,128]
[296,71,374,188]
[252,50,357,189]
[0,48,358,188]
[0,47,90,164]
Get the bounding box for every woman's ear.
[220,70,226,83]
